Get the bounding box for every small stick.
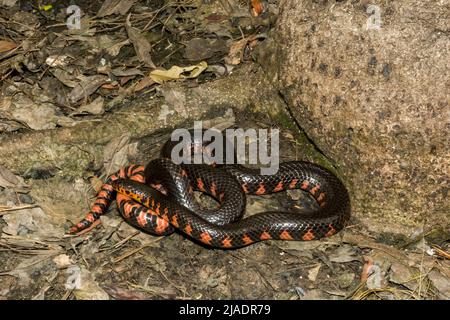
[0,205,38,215]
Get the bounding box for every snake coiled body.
[70,132,351,249]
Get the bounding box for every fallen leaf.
[5,255,52,287]
[111,67,143,77]
[133,76,155,92]
[68,75,109,104]
[337,272,355,288]
[45,55,71,67]
[106,39,131,56]
[10,101,59,130]
[51,68,78,88]
[73,267,109,300]
[250,0,267,17]
[97,0,137,17]
[428,269,450,299]
[0,40,18,53]
[160,85,187,117]
[103,134,138,175]
[101,83,118,90]
[11,12,39,35]
[307,263,321,282]
[53,254,73,269]
[365,263,383,289]
[225,38,248,65]
[225,35,264,65]
[342,233,409,261]
[204,23,233,39]
[125,14,155,68]
[103,285,148,300]
[1,0,18,7]
[300,289,333,300]
[73,96,105,115]
[2,207,65,239]
[183,38,227,61]
[388,262,418,291]
[361,252,392,290]
[328,244,360,263]
[0,165,28,190]
[206,64,228,77]
[150,61,208,84]
[99,215,122,230]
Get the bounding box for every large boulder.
[272,0,449,235]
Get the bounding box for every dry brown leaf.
[133,76,155,92]
[1,0,18,7]
[307,263,321,282]
[45,55,71,67]
[11,12,39,35]
[10,100,60,130]
[52,254,73,269]
[149,61,207,84]
[73,96,105,115]
[388,262,418,291]
[183,38,227,61]
[119,76,134,86]
[225,35,263,65]
[106,39,130,56]
[73,267,109,300]
[125,14,155,68]
[68,75,109,104]
[111,67,143,77]
[342,233,409,261]
[0,165,27,190]
[2,207,65,239]
[97,0,137,17]
[428,269,450,299]
[101,83,118,90]
[225,38,248,65]
[328,244,360,263]
[103,134,138,175]
[103,285,148,300]
[50,69,78,88]
[0,40,18,53]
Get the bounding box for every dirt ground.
[0,0,448,300]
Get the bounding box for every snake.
[69,130,351,249]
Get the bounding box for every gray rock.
[268,0,449,235]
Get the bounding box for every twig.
[61,290,73,300]
[0,252,60,275]
[0,204,38,215]
[112,237,163,263]
[159,268,187,297]
[99,231,140,252]
[432,244,450,260]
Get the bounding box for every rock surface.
[272,0,449,234]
